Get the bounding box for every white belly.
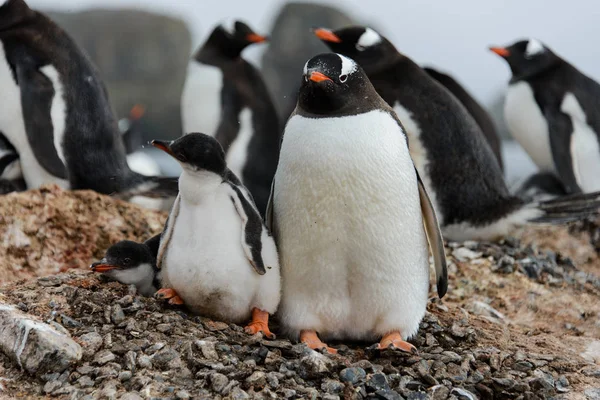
[0,42,68,189]
[180,61,222,136]
[561,92,600,192]
[274,111,429,341]
[393,102,442,220]
[225,108,253,179]
[161,192,261,323]
[504,82,555,172]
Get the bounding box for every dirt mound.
[0,185,167,283]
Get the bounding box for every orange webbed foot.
[300,330,337,354]
[376,331,417,354]
[244,308,275,339]
[155,288,184,305]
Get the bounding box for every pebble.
[339,367,366,385]
[366,373,391,392]
[118,371,132,382]
[211,373,229,394]
[452,247,482,262]
[151,347,179,368]
[137,355,152,369]
[451,388,477,400]
[300,351,333,375]
[406,393,428,400]
[321,379,344,394]
[111,304,125,324]
[93,350,116,365]
[556,375,570,393]
[43,380,63,394]
[585,388,600,400]
[246,371,267,388]
[119,393,143,400]
[281,389,297,398]
[77,375,94,388]
[196,340,219,360]
[429,385,450,400]
[229,387,250,399]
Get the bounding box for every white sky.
[28,0,600,107]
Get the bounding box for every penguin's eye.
[339,74,348,83]
[356,44,366,51]
[123,258,131,266]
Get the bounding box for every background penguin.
[490,39,600,194]
[151,133,280,338]
[181,20,280,215]
[90,235,161,297]
[314,26,600,241]
[423,67,503,171]
[267,53,447,354]
[0,0,177,199]
[0,132,25,193]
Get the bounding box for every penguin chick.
[151,133,280,338]
[267,53,447,354]
[90,238,160,297]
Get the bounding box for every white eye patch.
[338,54,358,76]
[525,39,544,58]
[357,28,382,49]
[221,18,237,36]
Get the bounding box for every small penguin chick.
[90,240,159,297]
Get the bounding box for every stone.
[376,389,404,400]
[43,380,64,394]
[451,388,477,400]
[492,377,516,390]
[151,347,179,368]
[93,350,116,365]
[366,373,391,392]
[78,332,103,358]
[124,351,136,371]
[0,304,82,376]
[119,371,132,381]
[321,379,344,394]
[585,388,600,400]
[429,385,450,400]
[340,367,366,385]
[77,375,94,388]
[137,355,152,369]
[176,390,191,399]
[211,373,229,394]
[246,371,267,388]
[556,375,570,393]
[230,386,250,399]
[300,350,333,375]
[452,247,483,262]
[120,393,143,400]
[111,304,125,325]
[196,340,219,360]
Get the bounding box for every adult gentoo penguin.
[490,39,600,193]
[423,67,503,171]
[267,53,447,354]
[314,26,600,241]
[151,133,280,337]
[90,235,161,297]
[181,20,280,215]
[0,0,176,197]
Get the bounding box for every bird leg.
[300,330,337,354]
[377,331,417,353]
[155,288,184,305]
[244,308,275,339]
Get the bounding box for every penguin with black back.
[181,20,280,216]
[314,26,600,241]
[490,39,600,194]
[423,67,503,171]
[90,234,162,298]
[0,0,177,198]
[267,53,447,354]
[151,133,281,338]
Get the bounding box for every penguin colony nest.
[0,271,596,400]
[0,185,167,283]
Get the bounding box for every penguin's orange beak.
[489,47,510,57]
[309,71,333,83]
[151,140,175,157]
[246,33,267,43]
[90,262,119,272]
[313,28,341,43]
[130,104,145,120]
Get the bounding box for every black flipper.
[156,194,181,269]
[226,174,267,275]
[416,169,448,298]
[528,190,600,224]
[17,64,68,179]
[546,110,581,194]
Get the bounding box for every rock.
[211,373,229,394]
[0,304,81,376]
[321,379,344,394]
[340,367,366,385]
[204,320,229,332]
[300,350,333,375]
[246,371,267,388]
[120,393,143,400]
[137,354,152,369]
[111,304,125,325]
[556,375,570,393]
[78,332,103,357]
[585,388,600,400]
[151,347,179,368]
[429,385,450,400]
[176,390,191,399]
[513,361,533,372]
[281,389,296,398]
[261,2,356,122]
[230,386,250,399]
[492,377,515,390]
[43,379,64,394]
[529,377,554,392]
[366,373,391,392]
[451,388,477,400]
[94,350,116,365]
[119,371,132,381]
[77,375,94,388]
[196,340,219,360]
[452,247,482,261]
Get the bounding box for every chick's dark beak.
[312,28,341,43]
[489,47,510,57]
[246,33,267,43]
[151,140,175,158]
[90,261,119,273]
[309,71,333,83]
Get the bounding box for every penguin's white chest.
[161,184,260,323]
[225,108,253,179]
[181,61,222,136]
[0,42,68,189]
[274,111,430,341]
[504,82,555,172]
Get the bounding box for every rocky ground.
[0,187,599,399]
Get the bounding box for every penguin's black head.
[490,39,560,80]
[196,20,267,61]
[313,26,398,74]
[90,240,153,273]
[298,53,374,115]
[152,133,226,176]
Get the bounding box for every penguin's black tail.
[527,191,600,224]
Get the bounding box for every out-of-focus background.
[27,0,600,184]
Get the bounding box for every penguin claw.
[376,332,417,354]
[244,308,275,339]
[155,288,184,306]
[300,330,338,355]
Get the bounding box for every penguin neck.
[362,51,409,76]
[0,0,34,31]
[178,168,223,204]
[194,37,243,67]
